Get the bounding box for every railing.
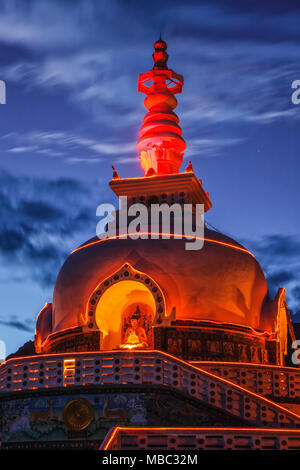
[100,426,300,450]
[1,350,300,428]
[191,361,300,400]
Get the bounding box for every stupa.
[0,38,300,451]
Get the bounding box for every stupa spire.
[152,34,168,70]
[137,38,186,176]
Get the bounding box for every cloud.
[292,286,300,299]
[66,157,103,165]
[116,156,139,165]
[249,234,300,261]
[246,108,298,123]
[91,142,136,155]
[1,129,136,163]
[19,200,64,221]
[0,0,300,333]
[0,0,299,134]
[186,137,244,158]
[0,315,35,332]
[242,234,300,314]
[0,168,113,288]
[8,145,38,153]
[35,148,66,157]
[0,0,100,50]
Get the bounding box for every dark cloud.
[0,168,113,288]
[0,0,299,148]
[19,200,64,221]
[265,270,296,286]
[292,286,300,302]
[0,228,25,253]
[0,316,34,332]
[253,235,300,259]
[292,311,300,322]
[242,234,300,313]
[209,0,300,15]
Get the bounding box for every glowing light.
[170,318,272,337]
[2,350,300,421]
[95,280,155,351]
[120,343,141,350]
[36,303,50,322]
[3,349,300,374]
[137,40,186,175]
[63,359,75,385]
[35,303,51,353]
[71,232,254,257]
[102,426,300,450]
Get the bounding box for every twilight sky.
[0,0,300,355]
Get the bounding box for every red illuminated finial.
[137,38,186,176]
[185,161,193,173]
[112,165,119,180]
[152,34,168,70]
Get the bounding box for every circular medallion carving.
[62,398,94,431]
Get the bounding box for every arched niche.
[84,263,166,350]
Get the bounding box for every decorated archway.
[84,263,166,350]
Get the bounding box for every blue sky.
[0,0,300,355]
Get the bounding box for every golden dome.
[52,226,268,335]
